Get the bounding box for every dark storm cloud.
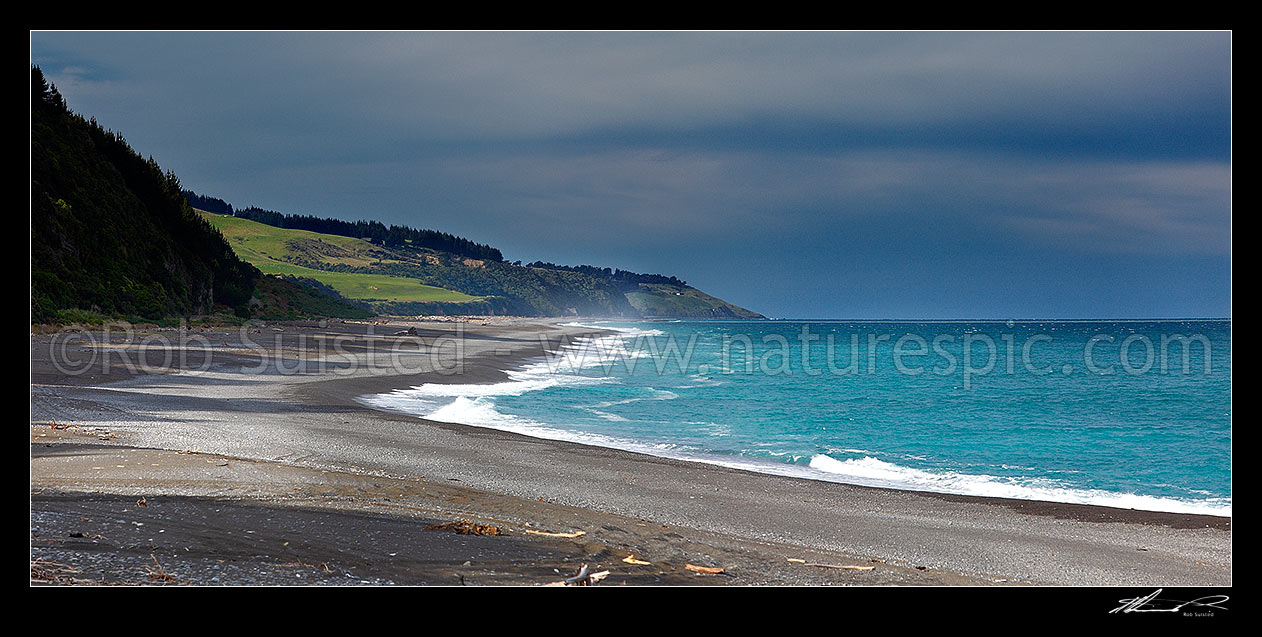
[30,30,1231,318]
[31,32,1228,153]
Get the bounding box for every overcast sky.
[30,31,1231,318]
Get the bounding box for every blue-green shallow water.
[363,320,1231,515]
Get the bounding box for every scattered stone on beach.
[393,327,419,336]
[423,520,502,536]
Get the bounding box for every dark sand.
[30,319,1231,586]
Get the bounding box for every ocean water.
[362,320,1231,516]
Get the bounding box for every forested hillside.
[29,61,762,323]
[201,211,640,317]
[31,67,367,323]
[233,206,503,262]
[31,67,257,322]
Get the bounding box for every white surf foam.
[807,454,1231,516]
[360,323,1231,518]
[535,326,663,375]
[364,377,1232,516]
[578,387,679,422]
[363,324,665,416]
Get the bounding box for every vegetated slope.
[30,67,366,323]
[199,197,764,318]
[31,68,257,322]
[625,283,764,319]
[202,212,480,303]
[527,262,765,319]
[233,205,502,263]
[202,210,639,317]
[248,275,374,321]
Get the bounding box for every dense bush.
[31,66,258,322]
[525,261,687,291]
[230,205,503,262]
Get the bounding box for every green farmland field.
[201,212,480,303]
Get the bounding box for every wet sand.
[30,319,1231,586]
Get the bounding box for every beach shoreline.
[30,318,1231,586]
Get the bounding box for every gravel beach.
[30,319,1231,586]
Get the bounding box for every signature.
[1110,589,1229,614]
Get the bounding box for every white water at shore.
[807,454,1231,516]
[360,323,1231,518]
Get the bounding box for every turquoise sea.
[364,320,1231,515]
